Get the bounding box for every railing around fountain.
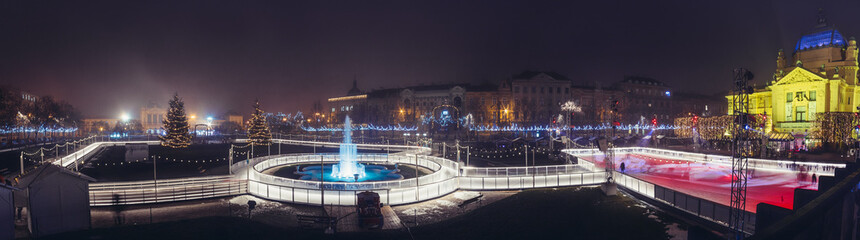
[245,153,460,206]
[265,139,431,156]
[248,154,453,191]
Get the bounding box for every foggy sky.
[2,0,860,119]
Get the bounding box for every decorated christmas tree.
[248,99,272,146]
[159,93,192,148]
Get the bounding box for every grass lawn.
[45,187,677,240]
[401,187,671,240]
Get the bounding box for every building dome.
[347,77,362,96]
[795,27,847,52]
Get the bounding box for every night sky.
[2,0,860,119]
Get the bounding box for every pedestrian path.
[325,205,402,232]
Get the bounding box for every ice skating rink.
[578,153,820,212]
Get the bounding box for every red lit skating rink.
[578,153,819,212]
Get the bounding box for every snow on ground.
[393,190,516,226]
[452,191,481,200]
[647,212,688,240]
[436,200,456,207]
[229,194,268,206]
[226,195,309,217]
[666,223,687,240]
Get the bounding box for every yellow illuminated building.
[727,13,859,134]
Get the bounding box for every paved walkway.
[324,205,402,232]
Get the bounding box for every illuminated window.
[795,106,807,121]
[786,93,792,102]
[809,91,816,101]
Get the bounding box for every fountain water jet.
[331,116,366,179]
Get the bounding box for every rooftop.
[795,10,847,52]
[512,71,570,81]
[795,27,846,52]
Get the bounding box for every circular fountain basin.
[296,164,404,182]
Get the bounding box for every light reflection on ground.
[579,153,819,212]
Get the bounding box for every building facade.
[322,71,725,129]
[727,14,859,134]
[140,102,166,134]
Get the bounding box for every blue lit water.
[330,116,367,179]
[297,164,403,182]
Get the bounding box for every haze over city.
[4,0,860,117]
[3,1,860,239]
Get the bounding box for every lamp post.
[320,155,325,206]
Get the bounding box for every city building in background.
[140,101,166,135]
[321,71,724,129]
[727,14,858,134]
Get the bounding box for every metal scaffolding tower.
[729,68,754,239]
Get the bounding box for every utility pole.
[415,154,419,201]
[466,146,470,166]
[456,141,460,162]
[524,145,528,167]
[152,154,157,223]
[320,155,325,206]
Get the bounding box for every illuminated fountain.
[331,116,366,179]
[293,116,402,182]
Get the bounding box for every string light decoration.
[247,99,272,146]
[159,93,192,148]
[810,112,858,143]
[674,115,764,140]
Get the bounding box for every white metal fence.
[245,153,460,206]
[89,175,245,206]
[459,172,604,190]
[461,165,587,177]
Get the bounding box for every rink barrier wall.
[568,149,759,235]
[564,147,844,176]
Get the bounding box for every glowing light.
[561,100,582,112]
[302,124,418,132]
[0,126,78,134]
[331,116,366,179]
[468,123,678,132]
[120,113,130,122]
